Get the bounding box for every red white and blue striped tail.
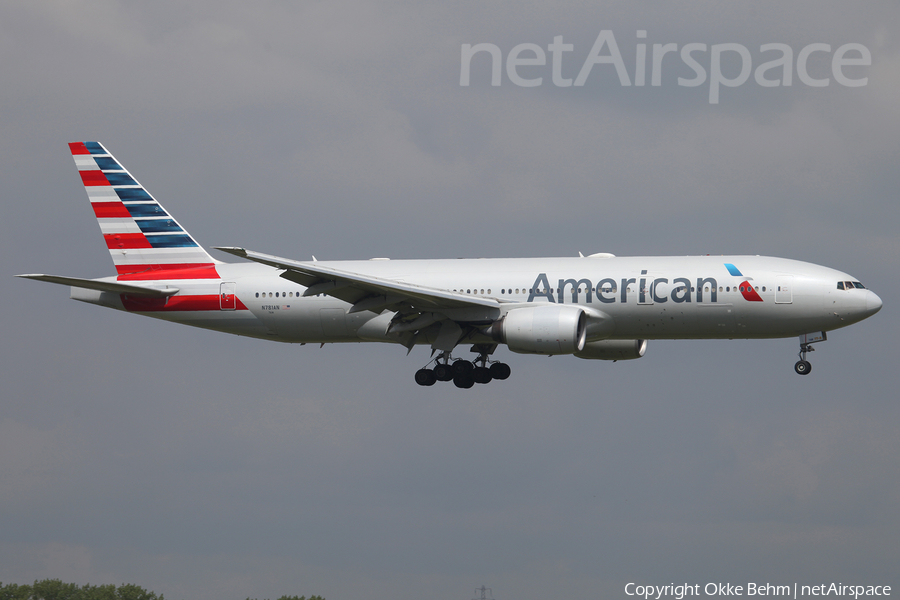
[69,141,219,280]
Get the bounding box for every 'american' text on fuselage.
[528,271,720,304]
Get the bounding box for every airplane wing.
[214,247,502,315]
[16,274,179,297]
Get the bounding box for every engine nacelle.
[574,339,647,361]
[489,305,587,355]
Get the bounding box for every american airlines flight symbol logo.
[724,263,763,302]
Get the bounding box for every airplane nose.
[866,290,883,316]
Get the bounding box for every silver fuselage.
[71,254,883,346]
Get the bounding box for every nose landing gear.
[794,332,826,375]
[414,345,512,388]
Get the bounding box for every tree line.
[0,580,323,600]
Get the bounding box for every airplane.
[17,142,883,388]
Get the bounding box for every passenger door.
[220,282,236,310]
[775,276,793,304]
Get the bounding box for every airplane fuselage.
[71,254,879,344]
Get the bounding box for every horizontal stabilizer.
[16,274,179,297]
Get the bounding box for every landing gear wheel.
[453,373,475,389]
[489,362,511,380]
[452,360,474,375]
[433,363,453,381]
[472,366,492,384]
[794,360,812,375]
[415,368,436,386]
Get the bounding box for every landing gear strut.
[414,345,512,388]
[794,332,826,376]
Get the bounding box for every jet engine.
[574,339,647,360]
[488,305,587,355]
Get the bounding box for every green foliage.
[0,581,31,600]
[0,580,323,600]
[0,580,162,600]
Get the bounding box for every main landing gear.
[415,345,511,388]
[794,332,827,375]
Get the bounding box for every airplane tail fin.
[69,142,219,280]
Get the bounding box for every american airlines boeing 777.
[18,142,883,387]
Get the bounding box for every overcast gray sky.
[2,1,899,599]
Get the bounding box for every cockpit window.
[853,282,866,289]
[837,282,845,290]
